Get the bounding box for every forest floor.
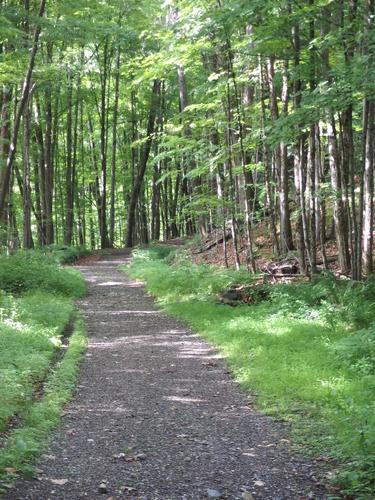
[5,250,330,499]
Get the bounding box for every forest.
[0,0,373,278]
[1,0,375,498]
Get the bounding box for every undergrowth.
[0,292,74,432]
[41,244,90,265]
[0,319,87,490]
[127,246,375,498]
[0,250,87,487]
[0,251,85,297]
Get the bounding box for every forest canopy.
[0,0,374,279]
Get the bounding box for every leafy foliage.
[0,318,87,487]
[0,252,85,298]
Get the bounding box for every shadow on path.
[5,251,328,499]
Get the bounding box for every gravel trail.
[5,251,328,499]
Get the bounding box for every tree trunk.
[267,57,293,253]
[327,118,350,273]
[125,80,161,247]
[0,0,47,221]
[362,100,375,275]
[64,75,74,245]
[22,98,33,248]
[109,49,121,247]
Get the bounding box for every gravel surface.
[5,251,330,499]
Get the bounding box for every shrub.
[0,252,85,298]
[334,323,375,375]
[42,245,90,264]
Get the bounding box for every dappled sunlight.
[318,376,349,394]
[97,281,125,286]
[88,331,197,350]
[123,281,144,288]
[177,353,222,361]
[82,309,159,315]
[70,403,136,415]
[263,324,291,337]
[165,395,207,404]
[104,368,150,374]
[106,310,161,316]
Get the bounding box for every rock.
[50,478,68,485]
[4,467,16,475]
[254,480,265,487]
[98,482,108,494]
[207,488,222,498]
[219,288,241,306]
[242,493,254,500]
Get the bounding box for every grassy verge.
[0,292,75,432]
[0,318,87,490]
[127,246,375,498]
[40,244,91,265]
[0,249,87,490]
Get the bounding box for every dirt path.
[6,252,329,499]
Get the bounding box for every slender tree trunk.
[0,0,47,221]
[361,0,375,275]
[327,118,350,273]
[362,100,375,275]
[98,39,110,248]
[109,49,121,247]
[34,101,48,244]
[177,64,205,237]
[225,84,241,270]
[22,98,33,248]
[226,40,256,271]
[126,80,161,247]
[44,42,54,244]
[267,58,293,253]
[0,85,12,239]
[64,75,74,245]
[259,59,279,254]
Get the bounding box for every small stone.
[242,493,254,500]
[50,478,68,485]
[254,480,265,487]
[4,467,16,475]
[98,482,108,494]
[207,488,222,498]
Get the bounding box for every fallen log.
[192,229,232,254]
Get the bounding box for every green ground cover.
[127,246,375,498]
[0,249,87,489]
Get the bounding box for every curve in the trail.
[5,252,327,499]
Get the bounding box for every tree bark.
[22,98,33,248]
[125,80,161,247]
[109,49,121,246]
[0,0,47,221]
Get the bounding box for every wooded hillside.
[0,0,374,279]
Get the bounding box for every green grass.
[127,246,375,498]
[0,250,86,297]
[41,244,91,265]
[0,292,74,432]
[0,318,87,489]
[0,250,87,489]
